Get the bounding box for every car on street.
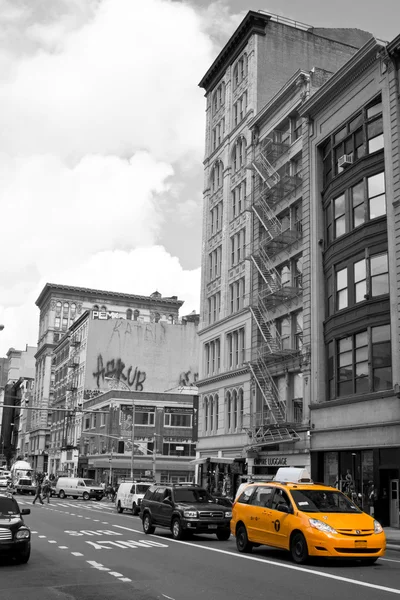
[0,492,31,563]
[231,468,386,565]
[140,483,232,541]
[115,481,152,515]
[0,475,10,489]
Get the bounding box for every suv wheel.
[143,513,155,534]
[236,525,253,553]
[117,501,123,514]
[132,502,139,516]
[171,518,184,540]
[216,529,230,541]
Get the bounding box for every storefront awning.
[190,456,239,465]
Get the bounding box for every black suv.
[0,492,31,563]
[140,484,231,541]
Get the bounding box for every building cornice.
[198,11,270,91]
[196,366,249,388]
[35,283,184,310]
[299,37,387,119]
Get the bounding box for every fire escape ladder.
[249,306,279,353]
[248,360,284,425]
[250,151,280,189]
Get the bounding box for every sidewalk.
[384,527,400,551]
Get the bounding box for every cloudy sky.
[0,0,398,356]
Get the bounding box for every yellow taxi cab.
[231,467,386,564]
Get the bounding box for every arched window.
[214,394,219,432]
[126,309,132,320]
[168,314,174,324]
[100,305,107,312]
[154,312,161,323]
[93,305,99,311]
[133,309,140,321]
[232,389,238,430]
[226,391,232,431]
[232,137,246,172]
[70,303,76,320]
[56,301,62,315]
[63,302,69,315]
[210,160,224,194]
[238,388,244,429]
[204,396,209,433]
[212,82,225,115]
[209,398,214,432]
[233,53,248,89]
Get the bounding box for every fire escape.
[246,134,303,449]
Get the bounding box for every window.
[212,82,225,115]
[231,180,246,218]
[135,410,155,426]
[204,338,220,376]
[133,309,140,321]
[233,92,247,126]
[210,202,223,236]
[329,251,389,314]
[321,95,383,187]
[336,267,348,310]
[227,328,245,369]
[126,309,132,320]
[208,246,221,281]
[214,394,219,432]
[230,228,246,266]
[232,137,246,172]
[325,171,386,243]
[164,412,192,428]
[229,278,245,314]
[212,118,225,151]
[233,54,248,88]
[207,293,221,325]
[210,160,224,193]
[329,324,392,398]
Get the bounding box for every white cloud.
[0,0,221,355]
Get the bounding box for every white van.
[115,481,152,515]
[55,477,104,501]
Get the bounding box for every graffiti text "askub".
[93,354,146,391]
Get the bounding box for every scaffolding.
[246,131,303,448]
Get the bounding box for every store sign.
[92,311,122,320]
[254,457,288,466]
[164,406,193,414]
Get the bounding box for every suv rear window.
[173,488,213,503]
[0,497,19,516]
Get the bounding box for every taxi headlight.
[15,529,30,540]
[183,510,198,518]
[309,518,337,534]
[224,511,232,518]
[374,520,383,534]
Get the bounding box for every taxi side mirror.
[276,504,291,514]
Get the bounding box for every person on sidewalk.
[42,478,51,504]
[32,480,44,505]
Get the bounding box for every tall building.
[48,309,199,476]
[30,283,188,472]
[196,10,372,496]
[300,34,400,527]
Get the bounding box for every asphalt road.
[1,496,400,600]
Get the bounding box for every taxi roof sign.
[273,467,312,483]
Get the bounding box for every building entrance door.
[389,479,399,528]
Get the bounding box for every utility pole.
[130,400,135,480]
[109,446,113,484]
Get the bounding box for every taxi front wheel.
[290,532,309,564]
[236,525,253,553]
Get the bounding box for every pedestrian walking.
[42,478,51,504]
[32,481,44,505]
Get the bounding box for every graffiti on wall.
[93,354,146,391]
[178,369,198,387]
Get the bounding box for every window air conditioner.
[338,154,353,168]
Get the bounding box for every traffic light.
[117,440,125,454]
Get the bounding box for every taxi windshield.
[291,489,362,513]
[0,497,19,516]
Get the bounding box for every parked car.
[140,483,231,541]
[115,481,152,515]
[0,476,10,489]
[0,492,31,563]
[55,477,104,501]
[231,467,386,564]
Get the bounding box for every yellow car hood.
[306,512,375,529]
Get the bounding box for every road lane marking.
[109,571,124,577]
[119,578,132,582]
[59,546,68,549]
[87,560,110,571]
[162,595,176,600]
[48,540,57,544]
[112,528,400,596]
[38,535,46,538]
[381,557,400,563]
[71,552,84,556]
[101,522,109,524]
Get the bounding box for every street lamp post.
[130,400,135,480]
